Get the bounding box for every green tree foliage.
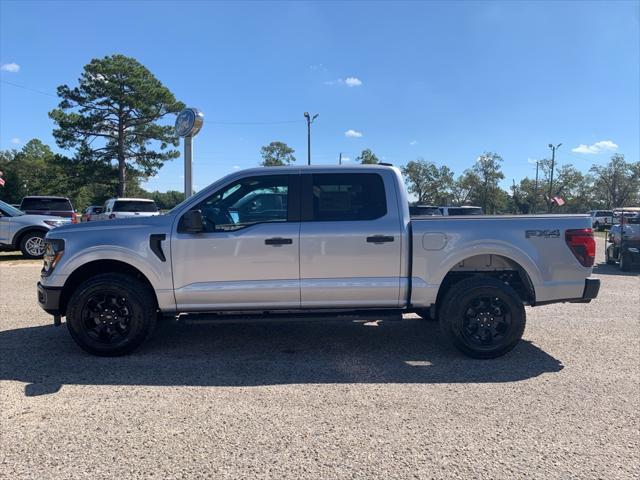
[472,152,505,214]
[0,139,149,210]
[590,154,640,208]
[402,159,454,205]
[356,149,379,165]
[450,171,480,206]
[260,141,296,166]
[149,190,186,210]
[49,54,185,197]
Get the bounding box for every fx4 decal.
[526,229,560,239]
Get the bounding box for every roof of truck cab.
[235,164,399,174]
[107,197,156,202]
[22,195,69,199]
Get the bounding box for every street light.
[547,143,562,212]
[304,112,319,165]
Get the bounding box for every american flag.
[0,170,5,187]
[552,195,565,206]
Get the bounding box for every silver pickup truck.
[37,165,600,358]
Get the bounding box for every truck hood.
[50,213,175,234]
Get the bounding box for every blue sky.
[1,0,638,192]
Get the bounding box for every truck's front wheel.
[66,273,157,356]
[439,277,525,359]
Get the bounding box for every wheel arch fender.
[430,241,544,303]
[12,226,48,248]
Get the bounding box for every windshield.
[409,206,442,216]
[114,200,158,212]
[0,200,24,216]
[448,207,484,216]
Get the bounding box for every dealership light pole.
[304,112,318,165]
[175,108,204,198]
[533,160,539,213]
[547,143,562,212]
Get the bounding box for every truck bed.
[408,214,594,307]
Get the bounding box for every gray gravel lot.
[1,249,638,479]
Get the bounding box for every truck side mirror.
[182,209,205,233]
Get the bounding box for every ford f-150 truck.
[37,165,600,358]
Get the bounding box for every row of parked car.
[1,196,159,259]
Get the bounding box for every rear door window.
[308,173,387,221]
[113,201,158,212]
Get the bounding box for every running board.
[178,309,404,325]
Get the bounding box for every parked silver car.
[0,200,71,258]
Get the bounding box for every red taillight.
[109,213,115,219]
[565,228,595,267]
[71,212,78,224]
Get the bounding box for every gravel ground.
[0,248,638,479]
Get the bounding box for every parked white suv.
[98,198,159,220]
[587,210,614,231]
[0,200,71,258]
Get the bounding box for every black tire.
[620,252,631,272]
[439,276,526,359]
[66,273,157,356]
[605,247,615,265]
[414,308,436,321]
[19,230,46,259]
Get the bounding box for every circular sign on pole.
[175,108,204,137]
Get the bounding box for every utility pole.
[339,152,342,165]
[304,112,319,165]
[547,143,562,212]
[533,160,539,213]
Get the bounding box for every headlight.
[44,219,67,228]
[42,239,65,276]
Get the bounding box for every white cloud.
[11,137,21,144]
[345,129,363,138]
[344,76,362,87]
[1,62,20,73]
[409,140,418,146]
[325,76,363,87]
[341,156,351,162]
[571,140,618,154]
[232,165,240,170]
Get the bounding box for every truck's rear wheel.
[619,252,632,272]
[605,247,616,265]
[66,273,156,356]
[439,277,525,359]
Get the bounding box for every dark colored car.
[81,205,103,222]
[409,205,442,217]
[20,196,77,223]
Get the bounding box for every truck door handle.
[265,237,293,246]
[367,235,395,244]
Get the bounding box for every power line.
[0,80,58,98]
[1,80,305,125]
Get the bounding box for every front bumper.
[37,282,63,316]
